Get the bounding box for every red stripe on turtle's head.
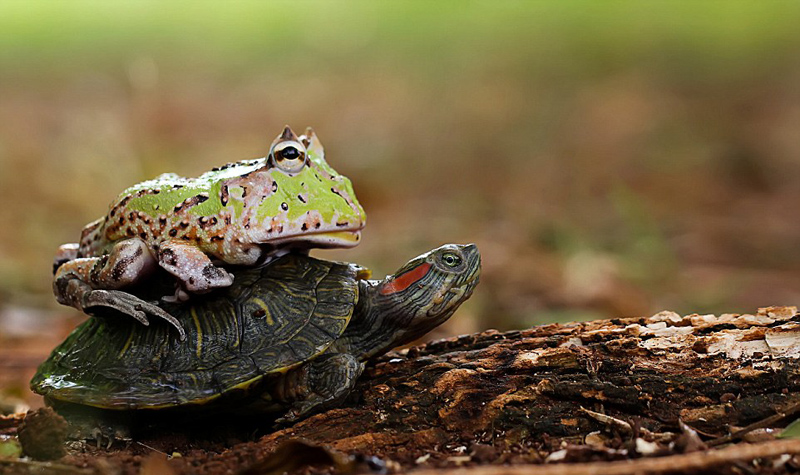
[379,262,432,296]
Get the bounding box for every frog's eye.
[270,140,307,173]
[440,252,462,268]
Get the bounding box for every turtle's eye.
[440,252,462,268]
[271,140,307,173]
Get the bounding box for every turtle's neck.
[329,278,460,361]
[326,280,400,360]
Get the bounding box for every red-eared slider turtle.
[33,244,480,425]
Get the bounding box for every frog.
[53,126,366,339]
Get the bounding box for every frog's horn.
[302,127,324,156]
[274,125,300,144]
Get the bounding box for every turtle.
[32,243,480,428]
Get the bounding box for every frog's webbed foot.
[55,274,185,340]
[81,288,186,340]
[52,238,185,339]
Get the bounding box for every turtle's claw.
[87,423,129,449]
[273,414,294,427]
[83,289,186,341]
[90,427,114,450]
[91,428,102,448]
[274,406,305,426]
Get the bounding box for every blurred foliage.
[2,1,800,335]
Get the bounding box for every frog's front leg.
[157,241,234,294]
[53,243,79,274]
[55,238,159,291]
[53,239,185,340]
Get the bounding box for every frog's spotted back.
[82,126,365,260]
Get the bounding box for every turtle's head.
[371,243,481,348]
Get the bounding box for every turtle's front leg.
[53,239,185,340]
[275,353,364,424]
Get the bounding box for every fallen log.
[8,306,800,474]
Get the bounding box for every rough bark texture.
[6,306,800,475]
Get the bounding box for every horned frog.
[53,126,366,339]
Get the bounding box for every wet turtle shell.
[32,253,359,410]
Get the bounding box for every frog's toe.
[162,287,191,303]
[83,290,185,341]
[199,264,234,290]
[142,304,186,341]
[83,290,147,325]
[175,265,233,294]
[129,310,150,327]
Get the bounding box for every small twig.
[580,407,632,436]
[137,440,171,457]
[580,407,675,442]
[677,422,718,439]
[706,400,800,447]
[408,439,800,475]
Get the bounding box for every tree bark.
[10,306,800,474]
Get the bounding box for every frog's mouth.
[296,230,362,247]
[269,229,362,248]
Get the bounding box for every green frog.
[53,126,366,339]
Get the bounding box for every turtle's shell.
[32,254,359,410]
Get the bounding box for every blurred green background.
[3,0,800,361]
